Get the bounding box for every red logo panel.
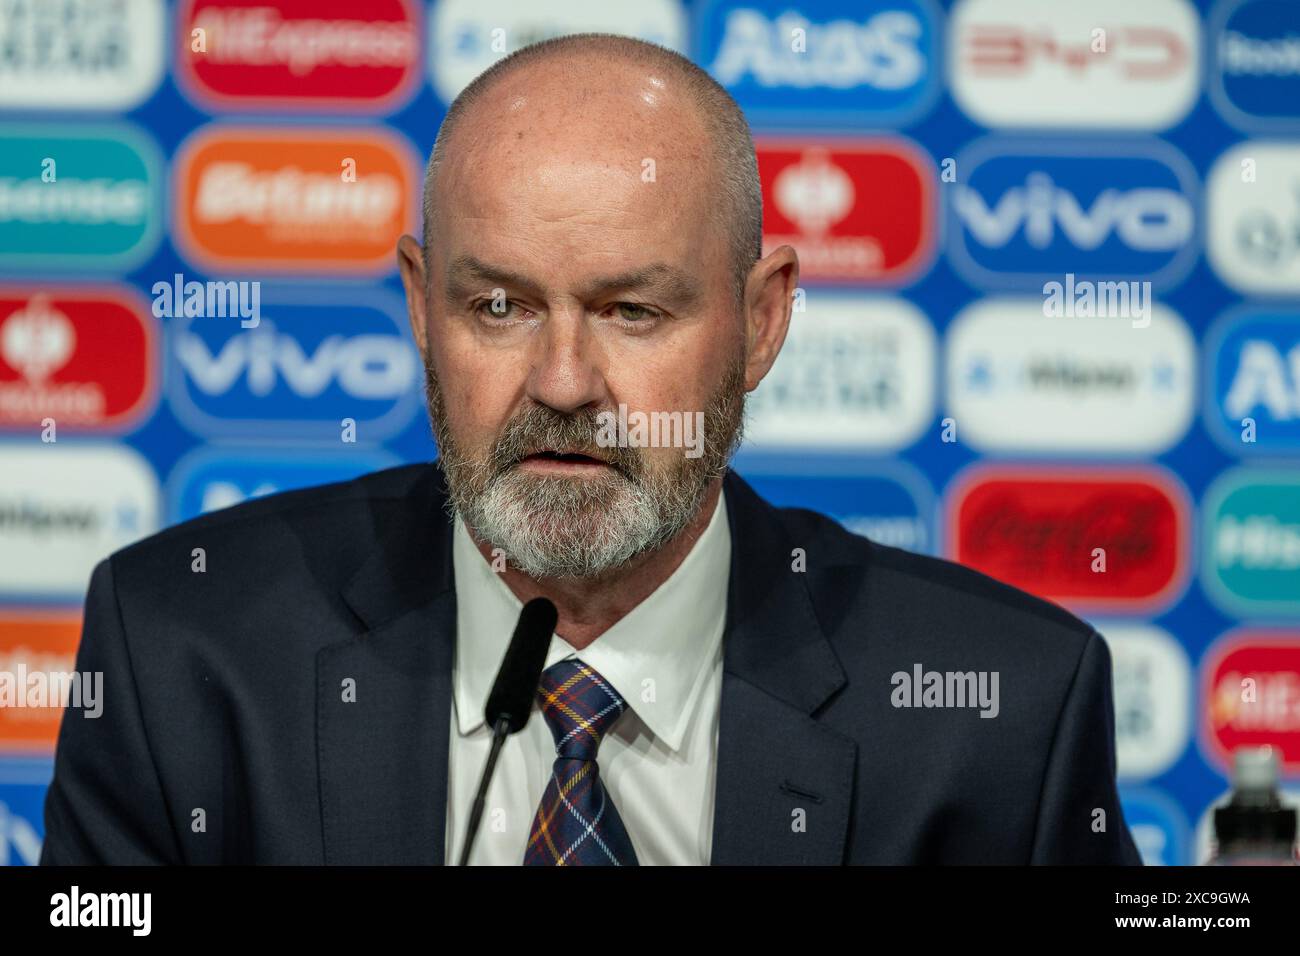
[178,0,421,111]
[1202,633,1300,776]
[0,287,157,432]
[947,466,1189,613]
[756,138,935,283]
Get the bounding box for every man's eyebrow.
[444,256,702,307]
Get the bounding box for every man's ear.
[396,234,429,348]
[742,245,799,392]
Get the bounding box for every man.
[41,33,1140,865]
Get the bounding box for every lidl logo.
[167,290,420,441]
[1211,0,1300,131]
[949,138,1198,290]
[178,0,422,112]
[694,0,940,127]
[167,448,399,523]
[1206,310,1300,454]
[173,126,419,275]
[1203,470,1300,616]
[947,466,1189,614]
[757,139,935,284]
[1201,631,1300,776]
[0,288,158,433]
[0,125,162,270]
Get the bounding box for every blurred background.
[1,0,1298,865]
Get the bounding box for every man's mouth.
[516,449,616,473]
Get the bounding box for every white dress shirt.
[444,489,730,866]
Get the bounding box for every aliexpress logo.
[946,465,1190,614]
[1201,632,1300,776]
[173,126,419,275]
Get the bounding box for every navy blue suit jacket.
[41,462,1141,864]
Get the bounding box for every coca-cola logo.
[947,466,1189,613]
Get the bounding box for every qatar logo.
[1207,141,1300,295]
[429,0,685,104]
[949,0,1199,129]
[177,0,421,112]
[744,294,935,452]
[167,447,398,523]
[694,0,940,127]
[946,466,1190,614]
[1211,0,1300,131]
[167,291,420,441]
[758,139,935,283]
[0,288,157,433]
[949,139,1198,290]
[1206,310,1300,454]
[0,0,164,111]
[947,298,1195,455]
[172,126,419,275]
[1201,631,1300,776]
[0,125,162,271]
[1202,469,1300,617]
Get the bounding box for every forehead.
[430,63,728,288]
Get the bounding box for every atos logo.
[949,140,1198,290]
[758,139,935,283]
[694,0,939,126]
[167,448,398,523]
[167,292,420,441]
[947,465,1190,615]
[1212,0,1300,131]
[177,0,421,112]
[1207,310,1300,454]
[1201,631,1300,776]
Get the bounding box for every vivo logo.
[948,141,1198,289]
[166,293,420,440]
[175,323,410,399]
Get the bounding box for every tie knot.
[537,659,627,760]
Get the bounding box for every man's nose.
[524,307,607,414]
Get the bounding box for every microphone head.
[484,597,557,735]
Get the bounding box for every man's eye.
[473,299,528,321]
[611,303,662,323]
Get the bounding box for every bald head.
[421,33,762,306]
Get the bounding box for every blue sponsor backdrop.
[1,0,1298,864]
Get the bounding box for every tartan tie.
[524,658,639,866]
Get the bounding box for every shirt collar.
[452,488,730,753]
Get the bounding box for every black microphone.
[458,596,557,865]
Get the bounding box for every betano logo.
[694,0,939,126]
[1201,631,1300,776]
[1202,469,1300,617]
[947,465,1190,615]
[949,139,1198,290]
[949,0,1199,129]
[167,292,420,440]
[177,0,421,112]
[1206,310,1300,454]
[0,288,158,432]
[172,126,418,274]
[757,139,934,283]
[0,616,82,751]
[1211,0,1300,131]
[0,125,162,270]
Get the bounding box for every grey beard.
[425,349,747,580]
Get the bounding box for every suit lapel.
[710,471,857,865]
[317,464,457,864]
